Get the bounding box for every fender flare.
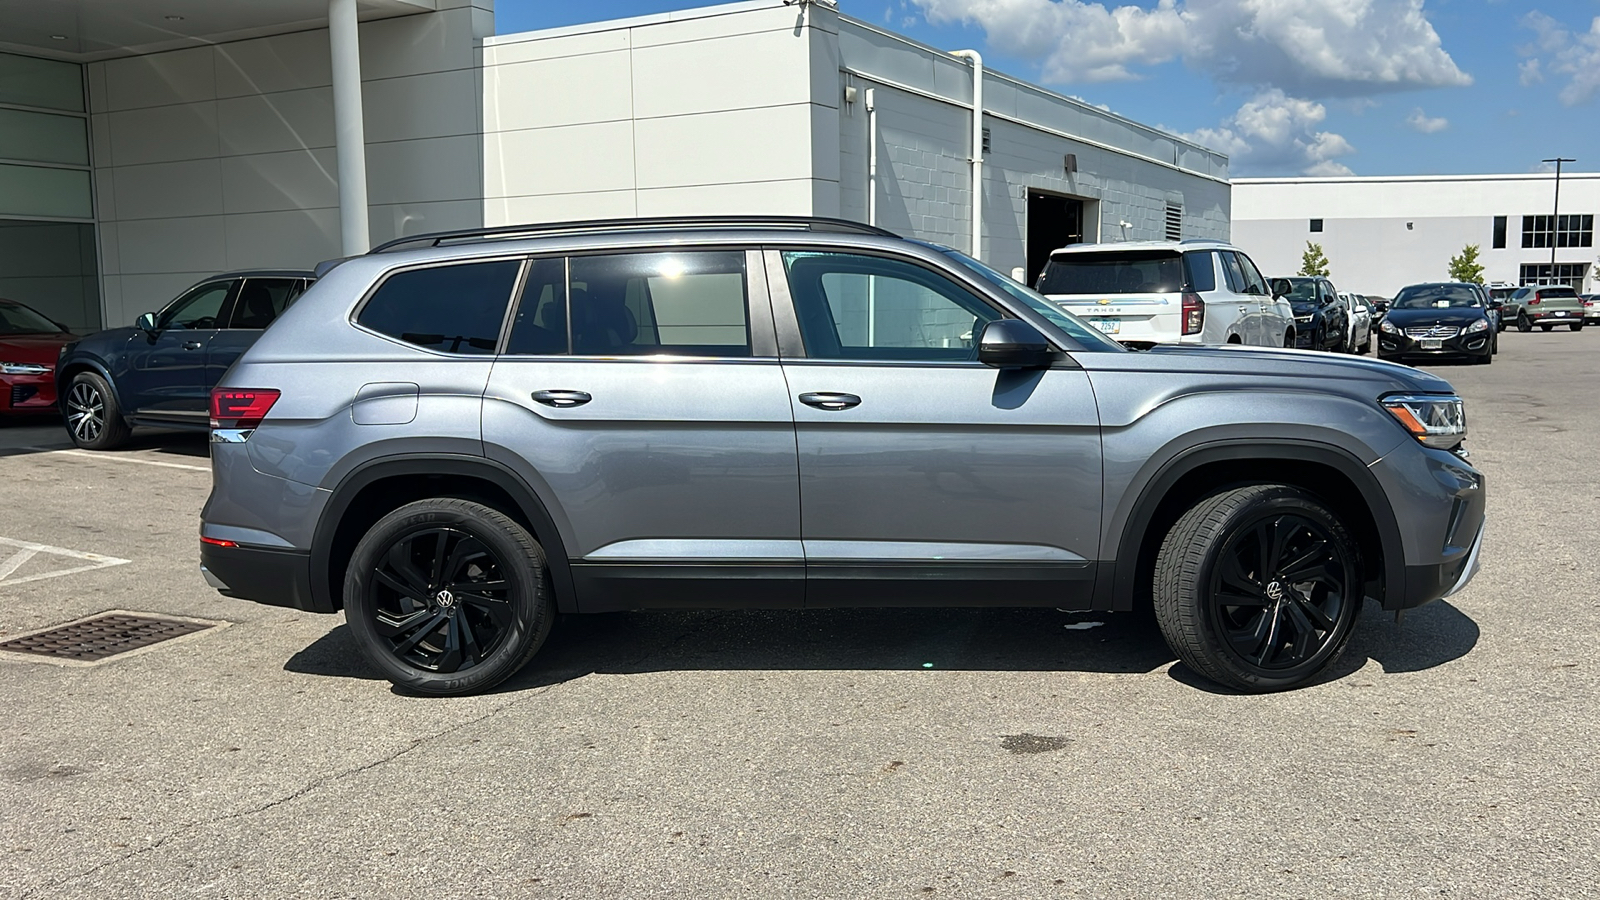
[55,354,128,418]
[309,454,576,614]
[1105,439,1405,611]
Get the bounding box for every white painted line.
[0,536,131,587]
[21,446,210,472]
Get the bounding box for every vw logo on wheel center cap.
[1265,581,1284,601]
[435,589,456,608]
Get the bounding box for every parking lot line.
[0,536,131,587]
[21,446,210,472]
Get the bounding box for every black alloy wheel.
[345,498,553,695]
[64,371,130,450]
[1518,314,1532,333]
[1154,484,1362,692]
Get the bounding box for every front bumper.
[1378,330,1492,361]
[0,372,59,414]
[1374,446,1486,610]
[200,541,326,613]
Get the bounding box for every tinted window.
[1393,284,1482,309]
[504,258,569,355]
[1182,251,1216,293]
[1218,251,1247,293]
[228,278,305,329]
[358,260,519,354]
[1537,286,1579,299]
[1277,278,1320,303]
[158,281,233,330]
[1235,253,1270,295]
[784,251,1001,361]
[567,251,749,357]
[0,301,63,334]
[930,246,1123,352]
[1037,251,1182,295]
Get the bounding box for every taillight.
[1528,295,1540,305]
[210,388,280,429]
[1181,292,1204,335]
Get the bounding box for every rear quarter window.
[356,260,521,354]
[1182,251,1216,292]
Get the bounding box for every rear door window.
[1235,253,1270,295]
[357,260,521,354]
[1037,251,1182,295]
[1218,251,1248,294]
[227,278,305,329]
[568,251,750,357]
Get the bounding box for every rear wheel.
[63,371,131,450]
[1153,484,1362,692]
[1571,323,1583,332]
[344,498,554,696]
[1518,314,1532,333]
[1542,324,1553,332]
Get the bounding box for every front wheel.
[63,371,131,450]
[344,498,554,695]
[1153,484,1362,692]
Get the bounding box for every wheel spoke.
[450,578,506,594]
[1293,590,1339,631]
[1276,540,1328,581]
[433,615,463,672]
[386,542,430,594]
[1281,602,1320,663]
[429,531,450,588]
[458,610,482,667]
[392,611,447,655]
[375,608,436,639]
[374,569,428,604]
[458,591,513,628]
[1218,551,1266,603]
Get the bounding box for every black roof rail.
[369,216,900,254]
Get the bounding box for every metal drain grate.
[0,613,213,661]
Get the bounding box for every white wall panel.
[216,88,335,156]
[220,149,338,214]
[363,69,481,143]
[636,179,818,216]
[112,159,224,220]
[486,190,637,226]
[483,29,630,66]
[365,135,482,205]
[102,47,215,111]
[483,51,633,132]
[214,29,334,98]
[361,8,478,80]
[631,29,809,119]
[368,199,484,244]
[483,120,636,198]
[116,217,227,275]
[106,103,220,165]
[119,273,211,319]
[97,221,119,275]
[634,105,814,189]
[222,208,340,270]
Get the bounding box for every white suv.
[1036,240,1294,348]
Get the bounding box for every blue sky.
[494,0,1600,178]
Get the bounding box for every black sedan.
[1376,282,1496,365]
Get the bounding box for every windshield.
[926,245,1125,352]
[1037,251,1182,295]
[0,301,64,335]
[1272,278,1320,303]
[1393,284,1483,309]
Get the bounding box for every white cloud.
[911,0,1471,96]
[1177,89,1357,175]
[1520,13,1600,106]
[1405,107,1449,133]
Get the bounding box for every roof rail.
[369,216,900,254]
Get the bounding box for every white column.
[329,0,370,255]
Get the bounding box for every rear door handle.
[798,391,861,411]
[531,389,591,408]
[183,341,203,350]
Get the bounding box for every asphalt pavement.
[1,330,1596,899]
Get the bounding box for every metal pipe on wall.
[950,49,983,260]
[329,0,370,255]
[865,88,877,227]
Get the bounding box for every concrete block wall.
[89,4,490,326]
[480,2,841,226]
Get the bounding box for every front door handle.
[183,341,203,350]
[798,391,861,411]
[531,389,592,408]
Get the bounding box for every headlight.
[1294,315,1313,324]
[1382,394,1466,450]
[1465,318,1490,334]
[0,362,52,376]
[1380,319,1401,334]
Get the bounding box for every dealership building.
[0,0,1229,334]
[1233,173,1600,296]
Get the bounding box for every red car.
[0,299,77,417]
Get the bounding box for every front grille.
[11,384,38,406]
[1405,325,1460,339]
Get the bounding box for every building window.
[1492,216,1506,249]
[1309,218,1323,233]
[1522,214,1594,249]
[1519,263,1587,289]
[1165,203,1183,241]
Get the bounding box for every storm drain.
[0,613,216,662]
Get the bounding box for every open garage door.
[1026,192,1083,287]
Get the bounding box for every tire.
[1518,314,1532,333]
[1541,325,1553,332]
[344,498,554,696]
[1284,330,1294,348]
[1153,484,1363,692]
[63,371,131,450]
[1571,324,1583,332]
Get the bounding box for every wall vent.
[1165,203,1183,241]
[981,126,991,154]
[1063,153,1077,175]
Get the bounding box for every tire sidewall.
[344,501,548,695]
[65,371,125,450]
[1191,490,1362,691]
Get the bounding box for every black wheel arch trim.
[1102,438,1406,613]
[55,354,128,420]
[309,454,576,615]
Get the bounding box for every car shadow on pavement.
[1167,598,1480,694]
[284,598,1479,696]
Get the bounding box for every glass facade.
[0,50,99,331]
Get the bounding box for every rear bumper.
[200,541,329,613]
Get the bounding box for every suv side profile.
[1035,240,1294,349]
[57,270,313,449]
[200,218,1485,696]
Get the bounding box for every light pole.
[1542,156,1576,284]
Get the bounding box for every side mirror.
[1269,279,1289,298]
[978,319,1054,369]
[136,312,158,333]
[1488,299,1502,309]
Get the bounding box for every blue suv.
[57,270,312,449]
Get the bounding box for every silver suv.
[199,217,1485,695]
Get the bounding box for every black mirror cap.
[978,319,1055,369]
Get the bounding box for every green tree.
[1448,244,1485,284]
[1299,241,1331,277]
